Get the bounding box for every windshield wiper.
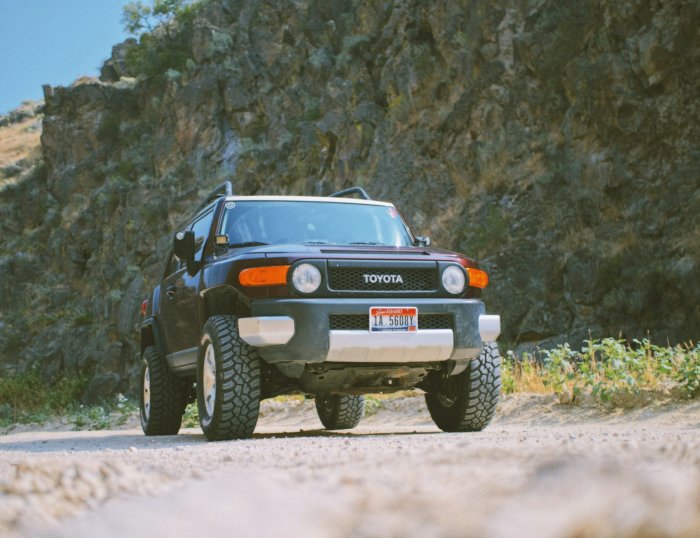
[349,241,386,246]
[304,240,335,245]
[228,241,269,248]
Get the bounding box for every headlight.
[292,263,322,294]
[441,265,466,294]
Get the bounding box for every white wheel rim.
[143,365,151,420]
[203,343,217,417]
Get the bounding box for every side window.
[164,253,180,278]
[189,209,216,262]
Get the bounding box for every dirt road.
[1,394,699,537]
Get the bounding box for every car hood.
[219,243,471,262]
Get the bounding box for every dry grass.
[0,104,42,191]
[503,357,549,393]
[0,116,41,170]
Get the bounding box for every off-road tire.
[140,346,187,435]
[197,315,261,441]
[425,342,501,432]
[315,395,365,430]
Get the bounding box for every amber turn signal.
[239,265,290,287]
[467,268,489,289]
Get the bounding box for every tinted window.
[164,253,180,277]
[219,201,414,247]
[190,209,216,262]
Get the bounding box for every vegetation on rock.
[121,0,200,79]
[0,0,698,399]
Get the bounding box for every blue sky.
[0,0,133,115]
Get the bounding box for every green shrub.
[98,111,122,143]
[181,402,199,427]
[675,343,700,397]
[363,396,385,417]
[72,406,113,430]
[121,0,200,79]
[0,370,89,426]
[503,339,700,405]
[0,372,140,429]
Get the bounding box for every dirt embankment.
[1,394,699,537]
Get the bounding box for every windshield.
[219,201,414,247]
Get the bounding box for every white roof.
[223,195,394,207]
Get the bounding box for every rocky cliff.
[1,0,698,400]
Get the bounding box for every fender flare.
[140,318,166,357]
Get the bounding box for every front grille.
[328,267,435,292]
[419,314,453,330]
[329,314,452,331]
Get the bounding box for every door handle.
[166,285,177,299]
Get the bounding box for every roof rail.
[194,181,234,214]
[329,187,372,200]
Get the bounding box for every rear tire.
[425,342,501,432]
[140,346,187,435]
[315,394,365,430]
[197,316,261,441]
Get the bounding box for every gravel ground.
[1,394,699,537]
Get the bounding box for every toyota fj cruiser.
[139,183,501,440]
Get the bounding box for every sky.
[0,0,134,115]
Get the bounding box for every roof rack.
[194,180,234,214]
[329,187,372,200]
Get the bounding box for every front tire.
[425,342,501,432]
[140,346,187,435]
[197,316,261,441]
[315,394,365,430]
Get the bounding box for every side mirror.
[174,231,195,261]
[415,236,431,247]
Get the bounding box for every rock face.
[1,0,698,398]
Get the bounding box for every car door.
[159,207,216,370]
[159,254,188,355]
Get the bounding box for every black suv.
[139,183,501,440]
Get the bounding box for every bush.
[121,0,200,79]
[502,339,700,405]
[0,370,88,426]
[0,371,139,429]
[124,34,192,79]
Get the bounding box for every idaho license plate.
[369,307,418,332]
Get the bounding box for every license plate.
[369,307,418,332]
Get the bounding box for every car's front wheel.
[315,394,365,430]
[425,342,501,432]
[197,316,261,441]
[140,346,187,435]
